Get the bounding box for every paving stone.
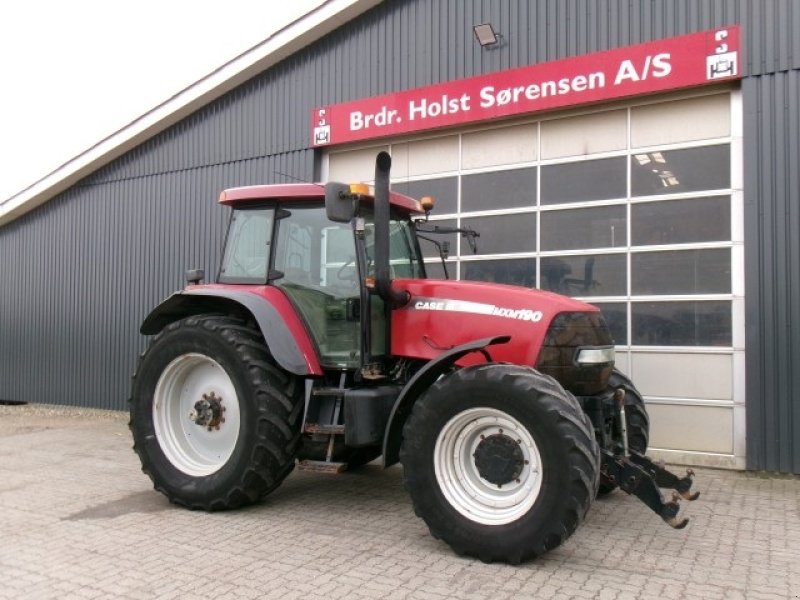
[1,404,799,600]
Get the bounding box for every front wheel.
[129,315,303,510]
[400,364,599,563]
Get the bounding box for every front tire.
[400,364,599,563]
[130,315,303,510]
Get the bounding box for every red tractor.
[130,152,698,563]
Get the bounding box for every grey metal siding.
[0,0,798,471]
[743,69,800,472]
[0,153,312,409]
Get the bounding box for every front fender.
[381,335,510,467]
[140,288,322,376]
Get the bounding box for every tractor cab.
[216,181,426,372]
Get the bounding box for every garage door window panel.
[541,254,626,297]
[461,167,536,212]
[394,177,458,215]
[540,110,627,159]
[631,145,730,197]
[631,196,731,245]
[630,94,730,147]
[392,136,459,178]
[460,213,536,255]
[541,205,626,251]
[632,301,732,346]
[632,249,731,295]
[462,258,537,287]
[540,157,626,205]
[461,124,537,169]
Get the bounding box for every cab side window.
[219,208,273,283]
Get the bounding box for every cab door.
[271,204,363,369]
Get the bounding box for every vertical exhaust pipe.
[374,151,410,308]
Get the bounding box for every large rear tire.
[400,363,599,563]
[598,369,650,495]
[130,315,303,510]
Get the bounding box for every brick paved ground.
[1,403,798,600]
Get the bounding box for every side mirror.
[186,268,204,284]
[325,182,357,223]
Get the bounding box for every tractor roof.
[218,183,425,215]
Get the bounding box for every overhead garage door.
[325,89,744,469]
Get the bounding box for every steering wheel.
[337,257,357,282]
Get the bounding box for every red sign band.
[312,26,740,147]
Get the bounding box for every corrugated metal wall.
[0,0,798,471]
[743,69,800,472]
[0,153,312,409]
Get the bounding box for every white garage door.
[325,89,745,469]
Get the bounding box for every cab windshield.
[362,208,425,279]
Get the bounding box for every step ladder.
[298,383,348,474]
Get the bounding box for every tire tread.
[129,315,302,511]
[400,363,599,563]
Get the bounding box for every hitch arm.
[600,450,698,529]
[628,452,700,501]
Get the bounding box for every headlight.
[575,346,615,365]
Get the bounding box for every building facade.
[0,0,798,473]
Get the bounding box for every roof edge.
[0,0,382,228]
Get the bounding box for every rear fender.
[140,288,322,376]
[381,335,510,467]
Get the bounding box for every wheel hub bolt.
[189,391,224,430]
[473,433,525,486]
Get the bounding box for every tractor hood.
[390,278,602,367]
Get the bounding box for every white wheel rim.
[434,407,544,525]
[152,353,241,476]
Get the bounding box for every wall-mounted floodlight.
[473,23,500,47]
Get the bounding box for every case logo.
[412,298,543,322]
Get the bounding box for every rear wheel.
[400,364,599,563]
[598,369,650,495]
[130,315,303,510]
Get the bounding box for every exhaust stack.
[373,151,410,308]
